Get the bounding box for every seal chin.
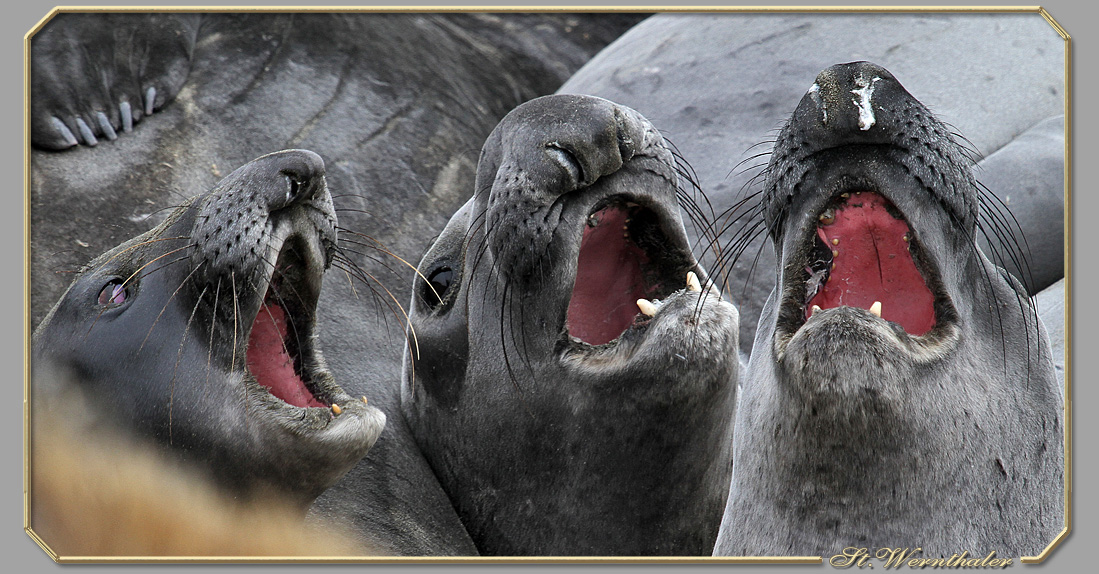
[774,188,960,367]
[561,195,727,366]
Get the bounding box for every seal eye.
[423,266,454,310]
[97,280,128,306]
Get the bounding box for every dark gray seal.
[30,11,646,555]
[558,13,1066,356]
[33,149,386,508]
[401,94,740,555]
[712,62,1063,557]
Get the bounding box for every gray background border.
[6,1,1089,572]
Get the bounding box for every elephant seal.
[33,149,386,508]
[558,13,1066,356]
[713,62,1063,557]
[401,94,740,556]
[30,12,645,555]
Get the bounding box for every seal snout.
[768,63,973,357]
[797,61,904,146]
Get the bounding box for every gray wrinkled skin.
[714,63,1063,557]
[33,150,386,509]
[402,95,740,555]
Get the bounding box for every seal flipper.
[30,13,200,150]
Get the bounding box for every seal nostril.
[283,173,304,204]
[546,144,585,187]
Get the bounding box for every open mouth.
[795,191,942,336]
[566,198,695,346]
[244,236,336,409]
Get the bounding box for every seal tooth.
[869,301,882,317]
[637,299,657,317]
[362,396,369,405]
[332,404,342,415]
[811,304,822,316]
[687,271,702,292]
[819,209,835,225]
[831,238,839,246]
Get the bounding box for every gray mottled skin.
[30,12,645,555]
[401,95,740,555]
[559,13,1065,356]
[33,150,386,509]
[713,63,1063,557]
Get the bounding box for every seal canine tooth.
[637,298,657,317]
[811,304,822,316]
[687,271,702,292]
[332,404,342,415]
[869,301,882,317]
[361,396,368,404]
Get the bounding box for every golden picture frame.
[20,4,1071,567]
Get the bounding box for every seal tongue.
[808,192,935,335]
[246,303,327,408]
[567,206,651,345]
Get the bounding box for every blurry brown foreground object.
[30,390,379,558]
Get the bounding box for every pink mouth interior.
[246,303,327,408]
[807,192,935,335]
[566,206,653,346]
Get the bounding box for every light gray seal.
[401,94,741,555]
[713,62,1064,557]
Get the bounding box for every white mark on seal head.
[808,83,827,124]
[850,75,881,131]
